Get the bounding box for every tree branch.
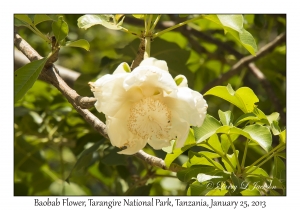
[14,32,174,172]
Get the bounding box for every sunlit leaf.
[243,124,272,152]
[65,39,90,51]
[218,15,243,32]
[187,150,224,170]
[203,15,257,55]
[204,84,259,113]
[193,115,221,144]
[78,15,123,30]
[206,188,228,195]
[132,14,145,19]
[234,112,259,126]
[164,129,195,167]
[198,134,223,154]
[244,166,269,177]
[218,110,233,126]
[222,151,239,172]
[240,184,261,195]
[279,130,286,144]
[14,58,48,102]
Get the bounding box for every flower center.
[128,97,172,140]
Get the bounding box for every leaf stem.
[200,153,224,171]
[241,139,249,169]
[244,143,285,174]
[25,25,50,44]
[152,15,203,38]
[246,151,277,175]
[227,134,241,173]
[119,27,140,37]
[147,15,153,32]
[205,141,236,172]
[144,36,151,59]
[150,15,161,31]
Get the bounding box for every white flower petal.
[148,138,172,150]
[113,62,131,74]
[117,134,147,155]
[93,73,128,116]
[174,75,188,87]
[124,65,177,97]
[140,57,168,71]
[164,87,207,127]
[169,114,190,148]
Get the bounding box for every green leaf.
[34,14,52,25]
[187,150,224,170]
[270,121,281,135]
[239,28,258,55]
[217,15,243,32]
[52,16,68,43]
[14,58,48,102]
[244,166,269,177]
[198,134,223,154]
[272,156,286,181]
[162,140,175,154]
[66,139,104,183]
[206,188,228,195]
[240,184,261,195]
[78,15,123,30]
[229,172,243,195]
[243,124,272,152]
[214,125,272,152]
[279,130,286,144]
[132,14,145,19]
[204,84,259,113]
[164,129,195,167]
[234,113,259,126]
[203,15,257,55]
[267,112,279,123]
[15,14,32,25]
[177,165,215,182]
[187,181,212,196]
[222,151,239,172]
[218,110,233,126]
[220,134,231,153]
[193,115,221,144]
[65,39,90,51]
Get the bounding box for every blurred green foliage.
[14,14,285,195]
